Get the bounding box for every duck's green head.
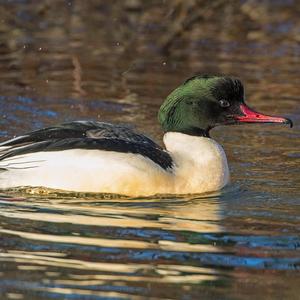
[158,75,292,136]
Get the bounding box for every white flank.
[0,133,229,196]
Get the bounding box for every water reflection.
[0,1,300,299]
[0,189,299,299]
[0,191,227,299]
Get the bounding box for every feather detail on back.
[0,121,173,171]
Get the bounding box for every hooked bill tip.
[284,118,293,128]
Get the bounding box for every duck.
[0,75,292,196]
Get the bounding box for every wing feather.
[0,121,173,170]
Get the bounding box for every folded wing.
[0,121,173,170]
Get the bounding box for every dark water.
[0,1,299,299]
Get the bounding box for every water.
[0,1,300,299]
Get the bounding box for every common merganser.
[0,75,292,196]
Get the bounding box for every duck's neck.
[163,132,230,194]
[176,127,210,138]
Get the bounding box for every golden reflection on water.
[0,228,220,253]
[0,191,226,299]
[1,251,220,284]
[0,191,223,233]
[32,287,158,300]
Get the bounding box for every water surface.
[0,1,299,299]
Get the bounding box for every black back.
[0,121,174,170]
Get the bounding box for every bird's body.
[0,75,291,196]
[0,122,229,196]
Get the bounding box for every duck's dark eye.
[219,99,230,108]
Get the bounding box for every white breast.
[163,132,230,194]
